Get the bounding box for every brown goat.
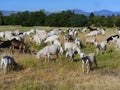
[10,38,26,53]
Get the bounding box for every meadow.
[0,25,120,90]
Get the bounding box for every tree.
[89,12,95,18]
[88,13,95,26]
[69,14,87,27]
[106,16,114,27]
[0,12,3,25]
[32,10,46,26]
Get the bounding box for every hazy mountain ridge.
[1,9,120,16]
[0,10,18,16]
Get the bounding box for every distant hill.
[71,9,89,16]
[72,9,120,16]
[1,9,120,16]
[93,10,120,16]
[0,10,18,16]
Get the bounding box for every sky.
[0,0,120,12]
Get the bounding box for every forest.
[0,10,120,27]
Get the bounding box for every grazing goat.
[53,39,61,46]
[36,44,63,62]
[64,42,81,54]
[10,38,26,53]
[47,29,62,36]
[0,55,18,74]
[85,30,99,37]
[44,35,59,44]
[31,33,47,45]
[79,52,97,73]
[30,34,41,45]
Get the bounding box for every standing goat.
[65,48,74,62]
[94,40,107,54]
[79,52,97,73]
[0,55,18,74]
[75,37,82,48]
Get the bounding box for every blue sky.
[0,0,120,12]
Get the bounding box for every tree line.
[0,10,120,27]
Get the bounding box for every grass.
[0,25,120,90]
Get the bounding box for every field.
[0,25,120,90]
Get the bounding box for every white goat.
[81,27,87,33]
[64,42,81,54]
[44,35,59,44]
[35,29,46,34]
[4,31,13,40]
[65,48,74,62]
[99,29,106,35]
[53,39,61,46]
[31,32,48,45]
[47,29,62,36]
[75,37,82,48]
[85,30,99,37]
[36,44,63,62]
[31,34,41,45]
[94,40,107,54]
[0,32,5,39]
[12,30,20,35]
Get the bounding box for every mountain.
[72,9,120,16]
[93,10,120,16]
[1,9,120,16]
[0,10,18,16]
[71,9,90,16]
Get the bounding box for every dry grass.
[0,26,120,90]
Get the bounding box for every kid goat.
[79,52,97,73]
[0,55,18,74]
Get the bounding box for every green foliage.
[1,10,120,27]
[89,12,95,18]
[0,11,3,25]
[69,14,87,27]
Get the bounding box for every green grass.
[0,26,120,90]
